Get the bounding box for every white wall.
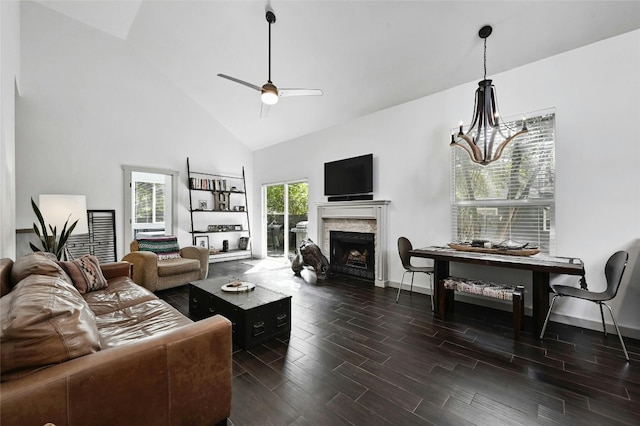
[0,0,20,259]
[253,30,640,336]
[15,2,252,257]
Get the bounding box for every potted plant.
[29,197,78,260]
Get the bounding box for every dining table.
[409,246,586,336]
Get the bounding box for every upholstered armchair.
[122,236,209,292]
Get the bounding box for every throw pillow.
[57,255,108,294]
[137,236,181,260]
[0,274,101,378]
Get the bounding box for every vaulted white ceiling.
[34,0,640,150]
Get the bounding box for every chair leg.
[602,302,630,361]
[409,272,415,295]
[540,295,559,339]
[599,303,608,337]
[396,271,409,303]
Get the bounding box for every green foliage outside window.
[267,183,308,215]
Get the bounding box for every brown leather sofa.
[0,253,231,426]
[123,239,209,292]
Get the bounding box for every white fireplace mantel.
[317,200,390,287]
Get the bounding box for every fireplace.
[317,200,390,287]
[330,231,375,280]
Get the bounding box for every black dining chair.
[396,237,434,310]
[539,250,630,361]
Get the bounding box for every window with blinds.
[135,181,165,224]
[451,110,556,254]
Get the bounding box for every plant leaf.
[31,197,50,242]
[58,219,78,249]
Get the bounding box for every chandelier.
[450,25,528,166]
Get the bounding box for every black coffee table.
[189,276,291,349]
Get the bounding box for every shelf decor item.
[239,237,250,250]
[195,235,209,249]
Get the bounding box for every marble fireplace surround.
[317,200,390,287]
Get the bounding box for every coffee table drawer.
[215,297,291,349]
[242,299,291,348]
[189,284,217,319]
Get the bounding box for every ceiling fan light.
[261,84,279,105]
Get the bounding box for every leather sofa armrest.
[0,315,232,426]
[0,258,13,297]
[122,251,159,291]
[100,261,131,281]
[181,246,209,280]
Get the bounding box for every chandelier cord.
[483,37,487,81]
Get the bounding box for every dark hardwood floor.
[157,260,640,425]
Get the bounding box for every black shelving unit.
[187,157,252,263]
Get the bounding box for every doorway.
[123,166,178,252]
[263,181,308,261]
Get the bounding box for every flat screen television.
[324,154,373,199]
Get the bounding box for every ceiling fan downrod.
[266,10,275,84]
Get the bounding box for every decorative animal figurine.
[291,238,330,280]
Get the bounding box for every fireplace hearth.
[330,231,375,280]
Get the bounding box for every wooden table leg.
[532,271,550,337]
[512,285,525,340]
[433,260,449,318]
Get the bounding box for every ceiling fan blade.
[217,74,261,92]
[279,88,323,97]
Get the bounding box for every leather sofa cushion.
[1,275,101,380]
[157,258,200,277]
[83,276,157,316]
[10,252,71,287]
[95,299,192,348]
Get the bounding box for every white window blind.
[135,181,165,224]
[451,111,556,254]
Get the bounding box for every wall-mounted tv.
[324,154,373,201]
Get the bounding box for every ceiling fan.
[218,10,323,107]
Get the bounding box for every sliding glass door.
[264,181,308,260]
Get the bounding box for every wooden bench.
[438,277,525,339]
